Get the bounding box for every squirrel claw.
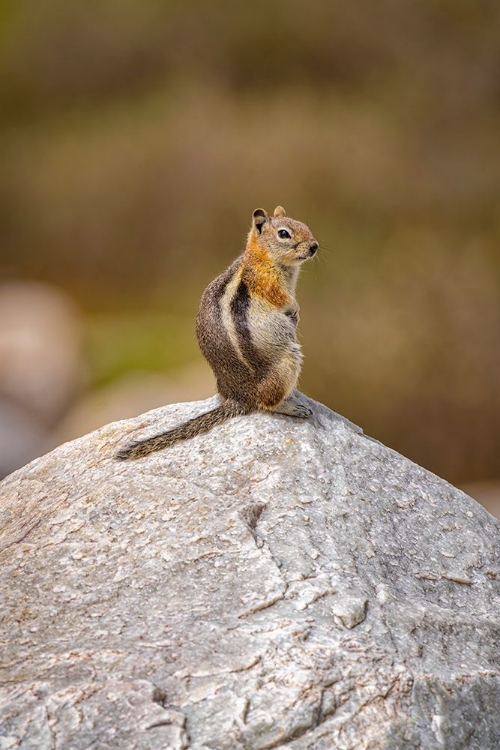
[273,400,312,419]
[291,404,313,418]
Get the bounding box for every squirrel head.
[249,207,319,266]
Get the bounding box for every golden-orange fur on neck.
[242,234,290,308]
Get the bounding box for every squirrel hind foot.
[272,399,312,419]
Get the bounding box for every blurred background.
[1,0,499,514]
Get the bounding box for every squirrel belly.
[116,206,318,459]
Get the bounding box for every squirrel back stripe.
[230,277,271,377]
[217,266,249,370]
[229,277,251,362]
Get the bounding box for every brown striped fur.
[116,206,318,459]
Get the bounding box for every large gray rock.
[1,395,499,749]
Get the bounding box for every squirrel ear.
[252,208,268,234]
[273,206,286,218]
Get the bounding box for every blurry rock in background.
[53,363,214,446]
[0,394,47,480]
[0,280,215,477]
[0,282,84,477]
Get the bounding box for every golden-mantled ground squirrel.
[117,206,318,459]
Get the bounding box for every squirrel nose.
[309,242,318,256]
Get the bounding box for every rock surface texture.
[1,395,500,749]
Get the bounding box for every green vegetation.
[85,312,197,388]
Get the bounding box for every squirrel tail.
[116,399,249,460]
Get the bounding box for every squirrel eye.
[278,229,291,239]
